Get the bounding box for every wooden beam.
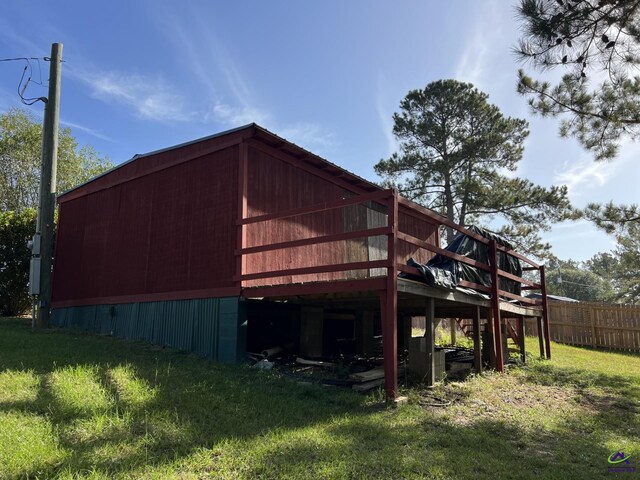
[383,192,399,400]
[473,306,482,374]
[425,297,436,386]
[537,316,545,358]
[237,226,390,255]
[238,189,392,226]
[236,259,391,282]
[517,315,526,363]
[449,318,457,345]
[540,265,552,359]
[489,240,504,373]
[396,232,491,272]
[241,277,386,299]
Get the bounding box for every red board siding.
[52,146,239,305]
[245,147,349,286]
[397,211,438,266]
[59,131,247,203]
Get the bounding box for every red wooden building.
[51,124,551,400]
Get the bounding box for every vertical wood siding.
[52,146,238,305]
[245,146,350,286]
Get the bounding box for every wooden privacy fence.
[525,301,640,352]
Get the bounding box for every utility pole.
[32,43,63,329]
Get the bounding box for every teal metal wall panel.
[51,297,245,363]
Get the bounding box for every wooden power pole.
[33,43,63,329]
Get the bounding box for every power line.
[0,56,49,105]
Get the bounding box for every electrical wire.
[0,57,48,105]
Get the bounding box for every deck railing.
[235,190,547,305]
[234,189,552,372]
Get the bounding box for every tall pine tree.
[375,80,573,256]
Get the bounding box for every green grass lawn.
[0,317,638,479]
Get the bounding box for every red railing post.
[540,265,551,359]
[382,190,398,400]
[489,240,504,373]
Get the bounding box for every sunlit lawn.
[0,317,638,479]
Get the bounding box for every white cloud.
[277,123,335,154]
[455,1,500,89]
[553,157,615,195]
[59,118,115,142]
[209,102,270,126]
[69,67,191,122]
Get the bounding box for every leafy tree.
[516,0,640,160]
[0,209,36,315]
[0,108,112,211]
[375,79,573,256]
[545,256,616,302]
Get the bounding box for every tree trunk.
[444,174,455,243]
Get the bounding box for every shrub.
[0,209,37,315]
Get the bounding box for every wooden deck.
[236,189,551,400]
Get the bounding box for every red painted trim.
[496,268,537,288]
[58,138,245,203]
[496,247,540,268]
[397,197,541,269]
[537,317,545,357]
[246,138,371,195]
[383,191,399,400]
[239,189,392,226]
[236,259,392,282]
[241,277,387,298]
[397,231,491,272]
[237,226,392,255]
[398,197,489,245]
[51,287,242,308]
[398,204,439,226]
[489,240,504,373]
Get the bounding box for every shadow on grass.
[241,411,617,479]
[0,318,373,477]
[0,317,636,479]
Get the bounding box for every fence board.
[525,301,640,352]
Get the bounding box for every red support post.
[236,142,248,288]
[382,190,398,400]
[540,265,552,359]
[489,240,504,373]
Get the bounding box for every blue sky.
[0,1,635,262]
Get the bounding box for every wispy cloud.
[553,158,613,194]
[69,68,191,122]
[455,1,501,88]
[153,3,335,152]
[278,123,335,154]
[208,102,270,127]
[59,118,115,142]
[376,73,398,157]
